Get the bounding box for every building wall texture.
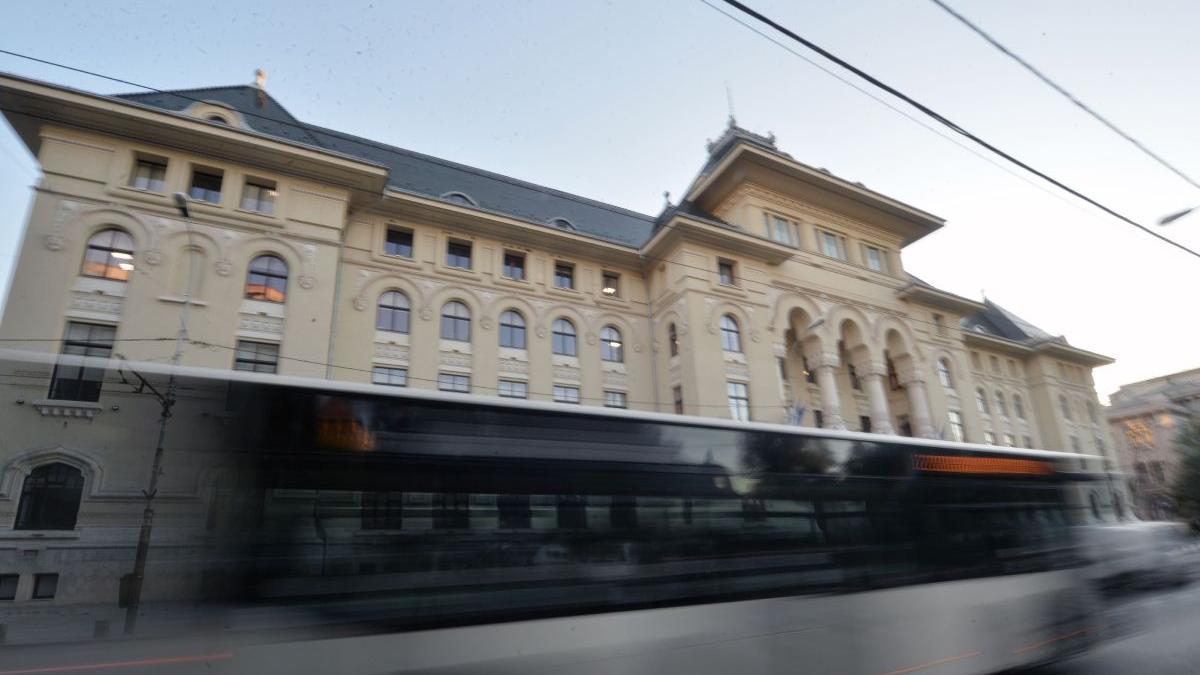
[0,74,1124,610]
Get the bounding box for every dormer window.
[442,192,477,206]
[550,218,576,231]
[207,114,229,125]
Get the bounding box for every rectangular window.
[1003,433,1016,447]
[432,493,469,529]
[863,245,888,273]
[446,240,472,269]
[234,340,279,374]
[49,322,116,402]
[819,230,847,260]
[0,574,16,601]
[385,227,413,258]
[718,259,736,286]
[371,366,407,387]
[361,492,403,530]
[1023,435,1034,448]
[814,410,824,428]
[672,385,684,414]
[554,262,574,289]
[498,379,528,399]
[766,213,793,245]
[503,251,526,280]
[601,271,620,297]
[240,178,277,214]
[557,495,587,529]
[130,156,166,191]
[604,390,627,408]
[860,415,872,433]
[32,573,58,600]
[188,167,223,203]
[497,494,531,529]
[948,410,965,442]
[983,431,997,445]
[438,373,470,393]
[989,355,1000,374]
[727,381,750,422]
[932,313,945,336]
[553,385,580,404]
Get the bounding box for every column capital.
[811,351,840,370]
[898,364,926,386]
[854,358,888,379]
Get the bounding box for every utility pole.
[122,193,195,635]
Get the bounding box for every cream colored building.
[0,72,1127,612]
[1107,367,1200,519]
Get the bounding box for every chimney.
[255,68,267,108]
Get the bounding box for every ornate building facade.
[1107,367,1200,519]
[0,72,1126,612]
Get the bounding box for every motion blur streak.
[0,652,234,674]
[1012,627,1092,655]
[879,650,982,675]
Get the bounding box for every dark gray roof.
[115,86,657,248]
[962,299,1060,345]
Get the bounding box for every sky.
[0,0,1197,402]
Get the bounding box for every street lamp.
[1159,205,1197,226]
[122,192,194,635]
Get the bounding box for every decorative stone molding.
[498,358,529,376]
[553,366,581,382]
[603,371,629,388]
[535,325,547,339]
[419,308,434,321]
[68,292,123,320]
[898,365,927,386]
[238,315,283,335]
[725,362,751,381]
[142,249,164,266]
[373,342,409,362]
[215,259,233,276]
[439,351,472,369]
[481,317,494,331]
[352,297,368,311]
[44,234,66,251]
[31,400,101,419]
[585,332,597,346]
[810,351,840,370]
[298,275,315,290]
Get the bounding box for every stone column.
[900,366,936,439]
[812,351,847,430]
[857,358,896,435]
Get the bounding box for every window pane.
[377,291,410,333]
[233,340,278,373]
[385,228,413,257]
[82,228,136,281]
[241,180,277,214]
[604,390,627,408]
[727,381,750,421]
[601,272,619,296]
[49,322,115,402]
[552,319,576,356]
[499,310,526,349]
[131,159,166,191]
[600,326,623,362]
[498,380,528,398]
[32,573,59,600]
[189,169,223,203]
[245,255,288,302]
[504,253,526,280]
[554,263,574,289]
[553,385,580,403]
[438,373,470,393]
[446,241,472,269]
[441,302,470,341]
[372,366,407,387]
[15,463,84,530]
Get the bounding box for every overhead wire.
[710,0,1200,261]
[927,0,1200,192]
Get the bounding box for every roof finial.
[725,82,736,128]
[663,190,672,207]
[255,68,267,89]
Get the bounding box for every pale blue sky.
[1,0,1197,400]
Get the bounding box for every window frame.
[818,229,847,260]
[719,314,742,353]
[863,244,889,273]
[948,410,965,442]
[371,365,407,387]
[376,290,411,333]
[502,251,526,281]
[717,258,737,286]
[727,381,750,422]
[240,177,278,215]
[437,372,471,393]
[551,317,577,356]
[445,239,473,270]
[244,254,289,303]
[604,390,628,408]
[233,340,279,374]
[498,379,528,399]
[31,573,59,600]
[672,385,684,414]
[440,301,471,342]
[498,309,526,349]
[936,358,954,389]
[129,155,167,192]
[81,228,136,281]
[384,227,414,258]
[600,325,623,363]
[553,384,581,404]
[601,271,620,297]
[49,322,116,402]
[765,212,794,245]
[188,166,224,204]
[668,323,679,357]
[14,462,85,531]
[975,388,990,415]
[553,261,575,290]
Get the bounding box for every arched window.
[994,390,1008,417]
[552,318,577,356]
[440,301,471,342]
[975,388,989,415]
[245,254,288,303]
[1013,394,1025,420]
[14,463,84,531]
[936,358,953,388]
[600,325,623,363]
[376,291,410,333]
[1059,395,1072,421]
[82,228,135,281]
[719,314,742,352]
[668,323,679,357]
[499,310,526,349]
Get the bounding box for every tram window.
[497,494,532,529]
[742,498,767,522]
[361,491,403,530]
[610,496,638,529]
[557,495,588,529]
[433,493,469,529]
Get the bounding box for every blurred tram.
[0,353,1112,674]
